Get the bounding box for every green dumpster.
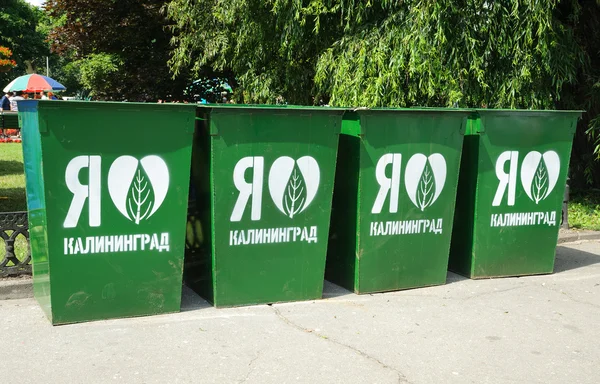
[326,109,470,293]
[449,110,582,278]
[20,100,195,324]
[184,105,343,307]
[1,111,19,130]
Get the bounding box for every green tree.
[32,7,83,98]
[166,0,585,108]
[166,0,334,104]
[166,0,600,185]
[314,1,585,109]
[77,53,123,99]
[560,1,600,187]
[0,0,49,88]
[45,0,190,101]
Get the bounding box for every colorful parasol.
[3,74,66,93]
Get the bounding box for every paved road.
[2,241,599,384]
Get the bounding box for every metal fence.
[0,211,31,277]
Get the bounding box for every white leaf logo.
[520,151,560,204]
[108,155,169,224]
[404,153,446,211]
[268,156,320,218]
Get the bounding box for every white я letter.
[372,153,402,214]
[230,156,264,222]
[64,155,101,228]
[492,151,518,207]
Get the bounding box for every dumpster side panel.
[183,113,215,303]
[19,102,52,321]
[210,109,341,307]
[355,111,465,293]
[326,113,361,292]
[448,118,481,276]
[35,102,195,324]
[470,112,579,278]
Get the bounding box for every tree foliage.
[166,0,335,104]
[315,1,586,109]
[45,0,190,101]
[167,0,600,185]
[167,0,588,108]
[77,53,123,99]
[0,0,48,87]
[553,0,600,186]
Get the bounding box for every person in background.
[9,91,24,111]
[0,92,12,111]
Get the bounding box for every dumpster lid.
[18,100,198,114]
[199,103,346,109]
[353,107,474,114]
[198,103,348,115]
[475,108,583,117]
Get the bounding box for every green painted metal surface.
[449,110,582,278]
[185,106,342,307]
[1,111,19,129]
[326,109,469,293]
[20,107,51,318]
[20,100,195,324]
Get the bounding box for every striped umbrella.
[3,74,66,93]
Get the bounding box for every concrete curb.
[1,231,599,300]
[0,277,32,300]
[557,231,600,245]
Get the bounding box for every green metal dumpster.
[20,100,195,324]
[184,105,343,307]
[326,109,470,293]
[1,111,19,129]
[449,110,582,278]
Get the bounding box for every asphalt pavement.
[2,240,599,384]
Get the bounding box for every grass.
[568,189,600,231]
[0,143,28,266]
[0,143,27,212]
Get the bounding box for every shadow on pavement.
[180,281,355,311]
[554,244,600,273]
[180,284,212,312]
[179,245,598,311]
[322,280,355,299]
[445,271,469,284]
[444,244,600,281]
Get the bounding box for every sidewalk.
[558,228,600,244]
[1,240,599,384]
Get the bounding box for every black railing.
[561,177,570,230]
[0,211,31,277]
